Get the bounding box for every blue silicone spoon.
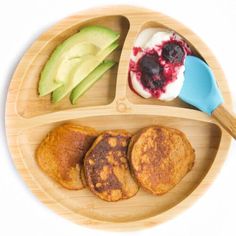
[179,55,236,139]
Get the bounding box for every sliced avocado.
[70,60,116,104]
[55,57,82,84]
[38,43,64,96]
[75,26,119,50]
[39,42,98,96]
[55,42,99,83]
[52,42,119,103]
[38,26,120,96]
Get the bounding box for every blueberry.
[141,74,165,90]
[162,42,184,63]
[141,74,154,89]
[139,54,161,75]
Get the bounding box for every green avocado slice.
[70,60,116,104]
[54,43,98,83]
[55,57,82,84]
[51,42,119,103]
[38,26,120,96]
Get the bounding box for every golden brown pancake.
[84,130,139,202]
[128,126,195,195]
[36,123,98,190]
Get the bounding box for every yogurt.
[129,28,191,101]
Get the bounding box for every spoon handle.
[212,105,236,139]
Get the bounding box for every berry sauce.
[129,35,191,98]
[133,47,143,56]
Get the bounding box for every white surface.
[0,0,236,235]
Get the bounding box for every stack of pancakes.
[36,123,195,202]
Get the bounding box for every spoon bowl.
[179,56,224,115]
[180,55,236,139]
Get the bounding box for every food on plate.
[36,123,98,190]
[129,28,191,101]
[128,125,195,195]
[84,130,139,202]
[36,123,195,201]
[38,25,119,103]
[52,42,118,103]
[70,60,116,104]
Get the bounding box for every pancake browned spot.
[36,123,98,190]
[128,126,195,195]
[84,130,139,202]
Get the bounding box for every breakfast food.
[84,130,139,201]
[129,28,191,100]
[36,123,195,200]
[128,126,195,195]
[36,123,98,190]
[38,25,119,104]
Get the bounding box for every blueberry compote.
[139,54,164,91]
[162,42,185,63]
[129,34,191,99]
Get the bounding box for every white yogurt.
[130,28,188,101]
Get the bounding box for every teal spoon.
[179,55,236,139]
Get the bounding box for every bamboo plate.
[5,5,232,231]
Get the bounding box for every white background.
[1,0,236,235]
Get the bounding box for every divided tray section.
[6,6,232,230]
[122,18,230,109]
[125,21,201,109]
[16,15,130,118]
[18,115,221,223]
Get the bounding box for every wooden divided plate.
[5,5,232,231]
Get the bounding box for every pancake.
[84,130,139,202]
[128,126,195,195]
[36,123,98,190]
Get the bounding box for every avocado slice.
[55,57,82,84]
[39,42,98,96]
[38,26,120,96]
[55,43,98,83]
[70,60,116,104]
[52,42,119,103]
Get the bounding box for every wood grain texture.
[213,105,236,139]
[5,5,232,231]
